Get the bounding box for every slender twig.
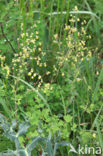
[0,22,16,53]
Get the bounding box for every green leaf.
[17,122,30,137]
[46,133,53,156]
[27,137,44,154]
[64,115,72,123]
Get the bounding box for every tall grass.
[91,67,103,129]
[49,0,54,38]
[19,0,26,34]
[17,0,99,41]
[29,0,33,23]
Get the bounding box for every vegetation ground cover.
[0,0,103,155]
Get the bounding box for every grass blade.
[96,120,103,151]
[0,98,11,120]
[91,68,103,129]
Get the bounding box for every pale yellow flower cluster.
[52,16,93,79]
[11,21,51,87]
[43,83,53,95]
[62,20,92,64]
[0,55,5,67]
[4,65,10,79]
[0,55,10,79]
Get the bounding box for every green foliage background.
[0,0,103,155]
